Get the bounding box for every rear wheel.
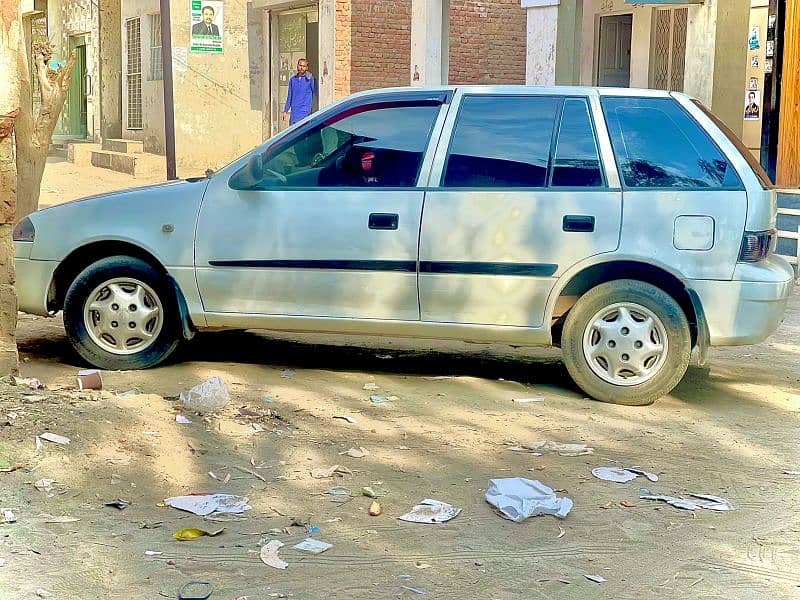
[561,280,691,406]
[63,256,181,370]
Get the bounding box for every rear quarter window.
[601,96,743,190]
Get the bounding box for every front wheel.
[63,256,181,370]
[561,280,691,406]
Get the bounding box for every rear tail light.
[12,217,35,242]
[739,229,776,262]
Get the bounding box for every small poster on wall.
[766,40,775,57]
[190,0,224,54]
[765,58,774,74]
[751,55,760,69]
[744,90,761,121]
[749,77,759,91]
[749,26,760,50]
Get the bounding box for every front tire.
[561,280,691,406]
[63,256,181,370]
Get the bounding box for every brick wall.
[449,0,526,85]
[335,0,411,99]
[335,0,352,98]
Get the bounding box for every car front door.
[194,94,448,320]
[418,90,623,327]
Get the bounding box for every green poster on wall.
[190,0,224,53]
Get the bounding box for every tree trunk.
[15,40,76,221]
[0,2,21,375]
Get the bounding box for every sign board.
[190,0,224,54]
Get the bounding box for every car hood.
[28,177,209,265]
[36,178,208,213]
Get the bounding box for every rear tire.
[63,256,181,370]
[561,279,691,406]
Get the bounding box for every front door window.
[253,102,441,189]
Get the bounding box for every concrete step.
[102,138,144,153]
[90,149,165,177]
[67,142,102,166]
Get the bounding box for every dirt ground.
[1,163,799,599]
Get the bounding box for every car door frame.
[418,86,625,332]
[194,89,455,325]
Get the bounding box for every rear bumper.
[15,258,58,316]
[689,257,796,346]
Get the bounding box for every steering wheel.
[265,168,287,183]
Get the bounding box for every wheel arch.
[49,241,196,340]
[549,259,703,351]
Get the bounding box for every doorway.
[66,35,89,138]
[597,14,632,87]
[271,5,319,136]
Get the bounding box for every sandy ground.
[1,162,799,599]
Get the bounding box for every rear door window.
[443,95,561,188]
[551,98,604,187]
[601,96,742,190]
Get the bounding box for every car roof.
[346,85,685,101]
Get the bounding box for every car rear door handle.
[563,215,595,233]
[369,213,399,230]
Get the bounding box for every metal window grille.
[652,8,688,93]
[126,17,143,129]
[149,13,163,81]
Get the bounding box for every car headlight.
[12,217,35,242]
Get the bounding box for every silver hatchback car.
[13,86,795,405]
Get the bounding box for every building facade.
[25,0,795,186]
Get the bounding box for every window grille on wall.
[149,13,163,81]
[652,7,688,93]
[126,17,143,129]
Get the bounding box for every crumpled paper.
[165,493,251,516]
[398,499,461,523]
[485,477,573,522]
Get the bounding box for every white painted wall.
[522,0,558,86]
[580,0,652,88]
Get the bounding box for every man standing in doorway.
[282,59,316,125]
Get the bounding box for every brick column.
[521,0,559,86]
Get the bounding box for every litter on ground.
[507,440,593,456]
[165,494,251,516]
[38,433,71,445]
[293,538,333,554]
[592,466,658,483]
[640,493,732,511]
[485,477,573,521]
[339,447,369,458]
[260,540,288,569]
[399,499,461,524]
[179,376,230,413]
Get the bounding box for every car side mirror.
[229,153,264,190]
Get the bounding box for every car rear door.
[194,93,449,321]
[418,89,623,327]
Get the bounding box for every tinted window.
[602,97,742,189]
[692,99,773,189]
[443,95,561,187]
[552,99,603,187]
[255,103,440,188]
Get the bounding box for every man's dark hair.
[202,5,215,14]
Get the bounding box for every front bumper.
[15,257,59,316]
[689,257,796,346]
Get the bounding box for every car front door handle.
[369,213,399,230]
[563,215,595,232]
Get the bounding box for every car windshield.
[691,99,774,189]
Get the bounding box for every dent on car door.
[419,93,622,327]
[194,96,447,320]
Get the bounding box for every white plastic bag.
[486,477,573,522]
[180,376,230,413]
